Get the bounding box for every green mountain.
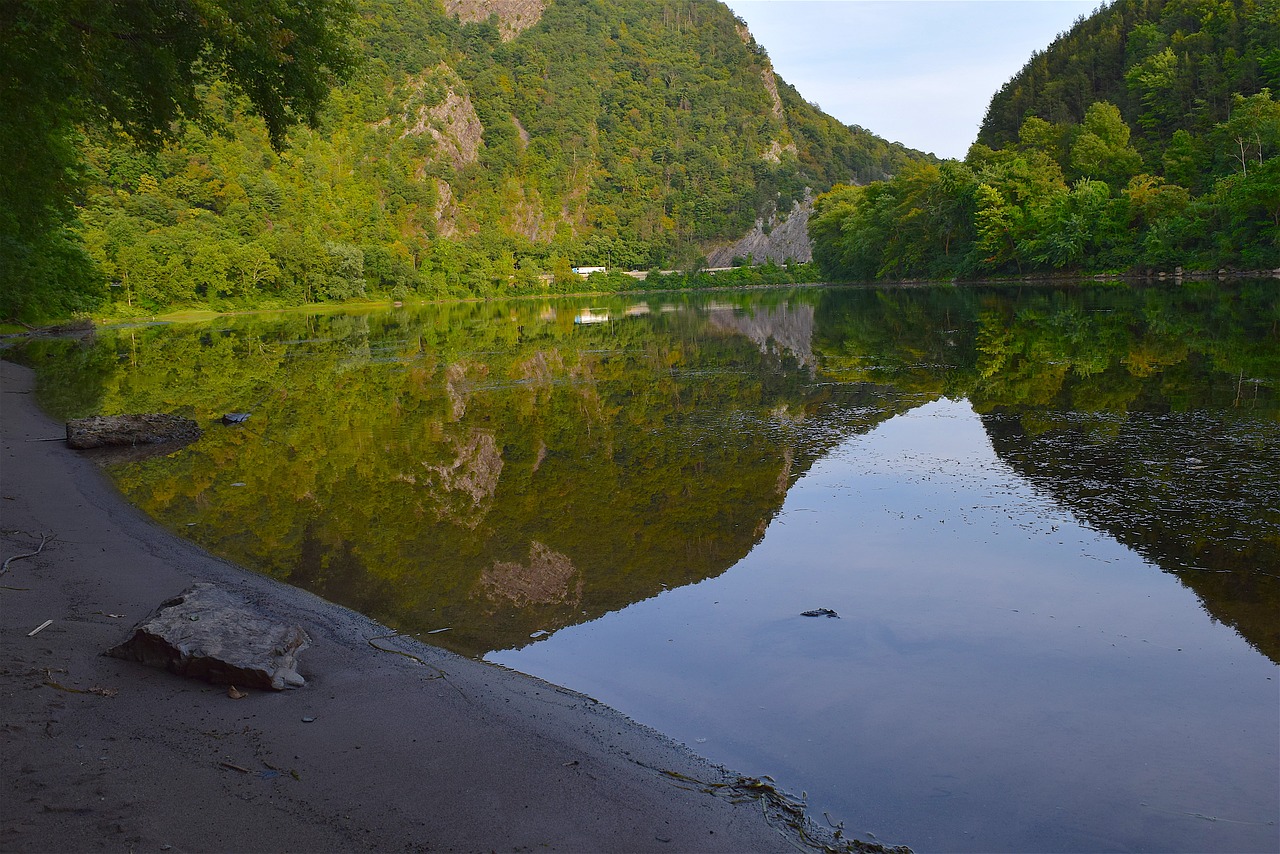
[978,0,1279,175]
[6,0,922,322]
[809,0,1279,282]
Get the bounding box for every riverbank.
[0,358,838,853]
[4,268,1275,337]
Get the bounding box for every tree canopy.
[2,0,924,323]
[809,0,1280,282]
[0,0,357,320]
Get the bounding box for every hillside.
[978,0,1279,176]
[809,0,1279,282]
[5,0,923,321]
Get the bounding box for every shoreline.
[0,359,847,853]
[2,270,1276,337]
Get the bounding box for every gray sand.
[0,358,823,853]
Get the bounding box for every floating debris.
[801,608,839,618]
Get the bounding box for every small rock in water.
[222,412,251,425]
[801,608,839,618]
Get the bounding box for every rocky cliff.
[705,193,815,266]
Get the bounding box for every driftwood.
[66,414,201,450]
[1,532,53,576]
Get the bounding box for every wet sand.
[0,359,817,853]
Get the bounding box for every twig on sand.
[366,634,469,701]
[2,532,55,576]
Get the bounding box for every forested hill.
[809,0,1279,283]
[979,0,1279,172]
[5,0,923,322]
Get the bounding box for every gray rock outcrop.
[705,192,815,268]
[107,583,309,690]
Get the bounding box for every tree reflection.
[15,280,1279,660]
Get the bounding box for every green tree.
[1216,89,1280,177]
[1068,102,1144,188]
[1,0,356,321]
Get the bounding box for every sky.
[721,0,1100,159]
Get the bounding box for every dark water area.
[12,281,1279,852]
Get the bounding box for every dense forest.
[810,0,1280,282]
[0,0,920,323]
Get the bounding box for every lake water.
[16,283,1279,852]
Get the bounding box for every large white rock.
[108,583,309,690]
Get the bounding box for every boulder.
[107,583,309,690]
[66,414,201,449]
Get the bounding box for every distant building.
[572,266,608,277]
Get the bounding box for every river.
[14,281,1279,852]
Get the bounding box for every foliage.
[810,0,1280,282]
[979,0,1279,165]
[3,0,922,323]
[0,0,357,322]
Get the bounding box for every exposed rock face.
[66,414,201,450]
[733,22,797,165]
[403,84,484,172]
[514,349,564,387]
[760,67,786,123]
[444,0,546,40]
[433,179,458,238]
[419,429,505,528]
[444,361,488,421]
[704,193,815,267]
[425,431,504,507]
[107,583,309,690]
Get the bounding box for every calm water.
[15,283,1280,852]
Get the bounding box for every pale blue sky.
[722,0,1100,159]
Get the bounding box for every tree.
[1216,89,1280,177]
[1,0,356,320]
[1068,102,1143,188]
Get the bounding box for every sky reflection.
[489,398,1279,853]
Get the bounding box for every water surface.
[15,282,1279,852]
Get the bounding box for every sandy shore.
[0,358,824,853]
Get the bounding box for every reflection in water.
[985,411,1280,661]
[479,541,582,608]
[13,281,1280,852]
[22,292,902,655]
[491,397,1278,853]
